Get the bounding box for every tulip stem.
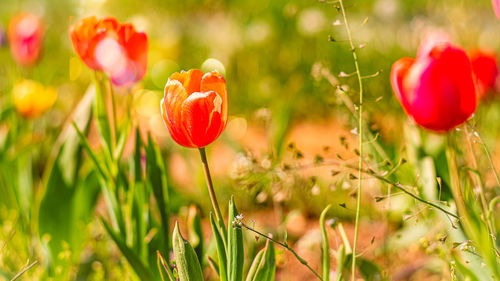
[338,0,364,279]
[199,147,223,223]
[463,125,496,234]
[107,78,119,149]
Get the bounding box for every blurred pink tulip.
[8,13,44,66]
[493,0,500,20]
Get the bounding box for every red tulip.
[8,13,44,66]
[391,43,477,132]
[161,69,228,148]
[469,49,498,99]
[69,16,148,86]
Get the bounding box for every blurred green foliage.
[0,0,499,280]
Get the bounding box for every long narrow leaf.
[93,73,113,157]
[145,134,170,258]
[252,240,276,281]
[72,122,109,179]
[320,204,332,281]
[245,249,264,281]
[210,213,228,281]
[101,218,154,280]
[227,197,244,281]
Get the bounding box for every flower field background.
[0,0,499,280]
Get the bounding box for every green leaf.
[419,157,437,201]
[72,122,108,179]
[210,213,228,281]
[157,250,175,281]
[172,222,204,281]
[187,205,203,263]
[227,197,244,281]
[93,73,113,157]
[344,254,383,281]
[207,255,220,278]
[38,147,72,273]
[38,103,98,277]
[320,204,332,281]
[252,240,276,281]
[114,120,131,161]
[335,244,345,281]
[101,218,154,280]
[245,248,264,281]
[145,134,170,258]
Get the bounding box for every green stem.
[446,134,469,224]
[198,147,223,223]
[463,125,497,237]
[107,78,118,150]
[291,160,459,219]
[338,0,363,279]
[467,121,500,189]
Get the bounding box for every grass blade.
[210,213,228,281]
[320,204,332,281]
[227,197,244,281]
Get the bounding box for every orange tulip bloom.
[8,13,44,66]
[161,69,228,148]
[69,16,119,71]
[69,16,148,86]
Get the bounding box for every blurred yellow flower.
[12,80,57,119]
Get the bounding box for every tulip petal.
[390,57,415,113]
[181,91,224,148]
[163,80,196,147]
[470,49,498,99]
[170,69,204,94]
[110,24,148,86]
[200,71,228,124]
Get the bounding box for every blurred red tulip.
[69,16,148,86]
[8,13,44,66]
[469,49,498,99]
[391,43,477,132]
[161,69,228,148]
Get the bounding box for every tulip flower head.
[12,80,57,119]
[391,43,477,132]
[469,49,498,100]
[69,16,148,86]
[161,69,228,148]
[8,13,44,66]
